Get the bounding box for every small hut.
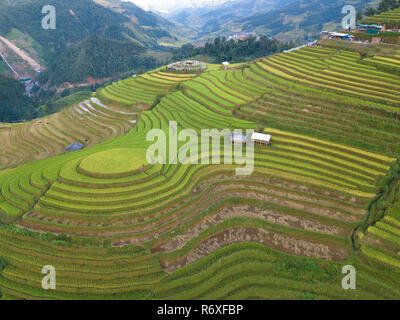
[251,133,271,147]
[222,61,230,70]
[64,142,84,153]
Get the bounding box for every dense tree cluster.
[47,36,157,86]
[0,74,36,122]
[171,36,296,63]
[363,0,400,17]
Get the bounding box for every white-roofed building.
[222,61,230,70]
[328,32,354,41]
[251,132,271,146]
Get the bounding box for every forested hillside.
[0,0,131,62]
[0,74,35,122]
[0,0,184,89]
[171,35,296,62]
[0,0,183,60]
[46,36,157,85]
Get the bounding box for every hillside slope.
[47,36,156,86]
[0,74,35,122]
[363,7,400,27]
[0,0,181,59]
[94,0,188,46]
[0,0,185,85]
[0,44,399,299]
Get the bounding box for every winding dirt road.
[0,35,42,72]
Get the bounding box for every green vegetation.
[171,36,296,63]
[0,74,35,122]
[0,0,177,62]
[0,97,140,171]
[155,243,400,299]
[0,0,129,61]
[357,161,400,271]
[363,3,400,28]
[362,55,400,75]
[0,0,185,91]
[319,39,400,57]
[0,45,399,299]
[236,47,400,155]
[79,149,148,178]
[38,90,93,116]
[46,36,156,86]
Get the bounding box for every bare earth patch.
[152,204,347,253]
[161,227,349,273]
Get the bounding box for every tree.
[0,74,36,122]
[356,10,363,22]
[376,0,400,14]
[364,7,376,16]
[170,35,296,64]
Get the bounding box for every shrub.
[0,257,8,272]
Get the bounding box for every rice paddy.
[363,8,400,28]
[0,48,399,300]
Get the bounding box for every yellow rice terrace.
[0,47,399,300]
[79,149,149,178]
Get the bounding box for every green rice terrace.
[0,46,399,300]
[363,7,400,28]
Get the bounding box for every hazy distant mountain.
[169,0,376,41]
[128,0,230,14]
[228,0,374,41]
[168,0,295,34]
[94,0,189,44]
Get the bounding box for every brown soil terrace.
[19,171,366,242]
[160,227,349,273]
[152,204,347,254]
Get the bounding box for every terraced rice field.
[237,47,400,155]
[98,71,198,107]
[359,178,400,271]
[0,98,140,171]
[0,49,399,300]
[363,8,400,28]
[362,55,400,75]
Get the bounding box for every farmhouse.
[321,31,355,41]
[356,24,383,34]
[222,61,230,70]
[251,132,271,146]
[328,32,354,41]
